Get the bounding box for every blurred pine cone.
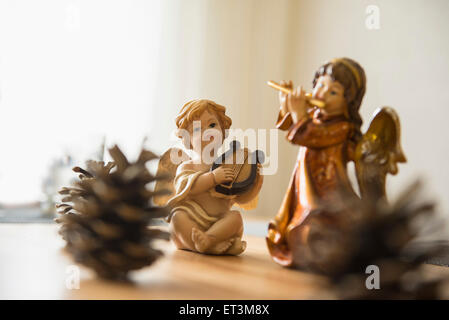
[55,145,170,280]
[331,182,448,299]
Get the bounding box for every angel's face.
[188,110,223,160]
[312,75,347,118]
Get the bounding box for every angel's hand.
[212,167,234,184]
[287,86,308,123]
[279,80,293,114]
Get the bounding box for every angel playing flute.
[266,58,406,273]
[155,99,263,255]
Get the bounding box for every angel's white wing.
[153,147,190,206]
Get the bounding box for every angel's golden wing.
[233,169,263,211]
[355,107,406,202]
[153,147,190,206]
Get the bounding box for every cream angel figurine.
[155,99,263,255]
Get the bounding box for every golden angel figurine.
[266,58,406,273]
[155,99,263,255]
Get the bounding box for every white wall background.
[0,0,448,238]
[151,0,449,235]
[284,0,449,238]
[0,0,163,203]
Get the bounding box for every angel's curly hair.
[175,99,232,148]
[313,58,366,143]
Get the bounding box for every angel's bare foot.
[209,238,234,255]
[191,228,212,253]
[225,237,247,255]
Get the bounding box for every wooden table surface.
[1,224,448,299]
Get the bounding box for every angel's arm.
[175,163,215,196]
[189,173,216,195]
[286,118,351,148]
[276,109,293,131]
[176,163,216,195]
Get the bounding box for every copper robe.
[267,109,359,269]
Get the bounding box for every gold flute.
[267,80,326,108]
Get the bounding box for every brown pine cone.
[55,145,170,280]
